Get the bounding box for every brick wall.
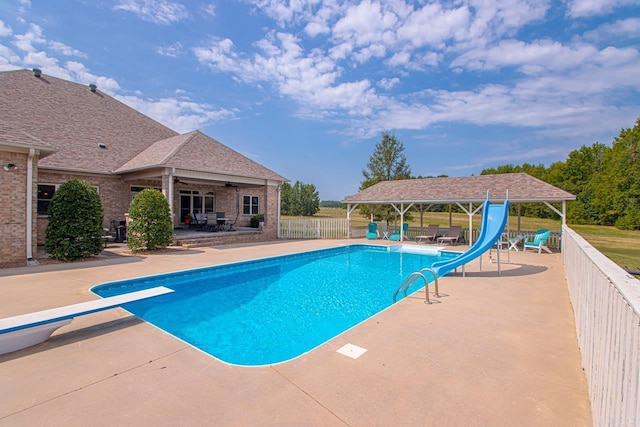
[0,152,31,266]
[34,176,281,245]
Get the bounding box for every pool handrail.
[393,268,440,304]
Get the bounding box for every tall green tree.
[280,181,320,216]
[360,131,412,223]
[557,142,608,224]
[596,118,640,229]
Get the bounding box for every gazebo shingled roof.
[342,173,575,205]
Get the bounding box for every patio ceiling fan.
[174,177,188,185]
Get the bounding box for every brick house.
[0,69,287,267]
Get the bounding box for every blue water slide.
[429,199,509,278]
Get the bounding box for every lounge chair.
[415,224,440,244]
[523,229,552,253]
[389,223,409,241]
[366,222,378,240]
[437,226,463,245]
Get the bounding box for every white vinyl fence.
[562,225,640,426]
[279,218,350,239]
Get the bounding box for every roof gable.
[117,130,286,181]
[343,173,575,204]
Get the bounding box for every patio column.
[162,171,174,225]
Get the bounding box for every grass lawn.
[289,208,640,272]
[570,225,640,270]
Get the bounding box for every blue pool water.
[92,244,457,366]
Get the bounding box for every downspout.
[168,168,175,222]
[26,149,38,265]
[277,183,282,238]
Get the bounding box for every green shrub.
[250,214,264,228]
[45,179,104,260]
[127,189,173,252]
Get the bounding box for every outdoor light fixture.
[3,163,17,171]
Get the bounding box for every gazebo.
[342,173,576,244]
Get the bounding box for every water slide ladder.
[393,267,440,304]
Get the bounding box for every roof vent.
[32,68,42,78]
[98,143,107,149]
[89,83,97,92]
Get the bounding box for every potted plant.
[184,212,192,225]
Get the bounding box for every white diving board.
[0,286,174,356]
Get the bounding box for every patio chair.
[389,223,409,241]
[192,213,208,231]
[366,222,379,240]
[523,229,552,253]
[437,226,463,245]
[415,224,440,244]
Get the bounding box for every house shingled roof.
[0,69,286,182]
[116,130,286,181]
[0,119,56,156]
[0,69,177,174]
[343,173,575,204]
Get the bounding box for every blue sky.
[1,0,639,200]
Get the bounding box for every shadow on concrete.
[0,246,206,277]
[444,263,548,278]
[0,316,144,362]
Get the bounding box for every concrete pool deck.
[0,240,591,426]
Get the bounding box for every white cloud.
[0,20,12,37]
[378,77,400,90]
[49,40,86,57]
[567,0,638,18]
[202,3,216,16]
[452,39,638,75]
[156,42,183,58]
[583,17,640,41]
[116,95,238,133]
[114,0,189,25]
[397,3,471,48]
[12,23,45,52]
[332,0,398,48]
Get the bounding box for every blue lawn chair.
[389,223,409,241]
[523,229,552,253]
[366,222,379,240]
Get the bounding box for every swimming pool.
[92,244,458,366]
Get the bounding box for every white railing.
[562,225,640,427]
[279,218,350,239]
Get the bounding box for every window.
[130,185,161,202]
[37,184,57,215]
[179,190,215,223]
[38,183,100,215]
[243,195,259,215]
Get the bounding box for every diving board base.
[0,319,72,356]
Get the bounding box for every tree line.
[482,117,640,229]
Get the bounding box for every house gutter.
[26,149,38,266]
